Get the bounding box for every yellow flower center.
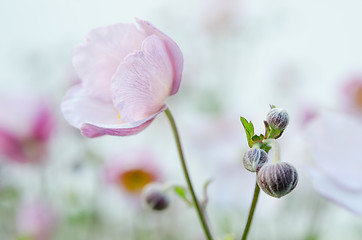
[354,86,362,109]
[118,169,156,194]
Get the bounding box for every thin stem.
[164,107,213,240]
[241,182,260,240]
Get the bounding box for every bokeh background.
[1,0,362,239]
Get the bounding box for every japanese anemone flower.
[0,93,54,163]
[104,150,162,195]
[61,18,183,138]
[306,111,362,215]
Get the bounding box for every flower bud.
[257,162,298,198]
[141,183,169,211]
[266,108,289,130]
[243,148,268,172]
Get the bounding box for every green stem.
[241,182,260,240]
[164,107,213,240]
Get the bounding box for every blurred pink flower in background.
[61,18,183,138]
[306,111,362,215]
[16,201,56,240]
[200,0,240,34]
[342,76,362,115]
[104,150,163,195]
[0,94,54,164]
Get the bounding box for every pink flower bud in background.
[16,201,56,240]
[104,150,163,195]
[0,93,55,164]
[141,182,169,211]
[61,18,183,138]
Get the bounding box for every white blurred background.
[1,0,362,239]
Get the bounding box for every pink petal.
[0,128,23,162]
[73,23,147,101]
[310,167,362,216]
[111,35,173,122]
[61,84,123,128]
[306,111,362,191]
[81,105,166,138]
[17,201,56,240]
[136,18,183,95]
[32,104,55,142]
[0,93,42,138]
[61,84,166,138]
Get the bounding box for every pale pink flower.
[16,201,56,240]
[0,94,54,163]
[306,111,362,215]
[61,18,183,138]
[104,150,162,195]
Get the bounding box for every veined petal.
[80,105,167,138]
[111,35,173,122]
[61,84,122,128]
[61,84,166,138]
[136,18,183,95]
[73,23,147,101]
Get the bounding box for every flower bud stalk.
[263,139,280,163]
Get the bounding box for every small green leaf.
[240,116,255,148]
[251,134,264,142]
[174,186,187,199]
[173,186,193,206]
[274,130,284,139]
[269,104,277,109]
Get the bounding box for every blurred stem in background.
[164,108,214,240]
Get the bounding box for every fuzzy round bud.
[266,108,289,130]
[257,162,298,198]
[243,148,268,172]
[141,183,169,211]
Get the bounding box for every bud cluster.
[241,107,298,198]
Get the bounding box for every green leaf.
[269,104,277,109]
[240,116,255,148]
[173,186,193,206]
[251,134,264,142]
